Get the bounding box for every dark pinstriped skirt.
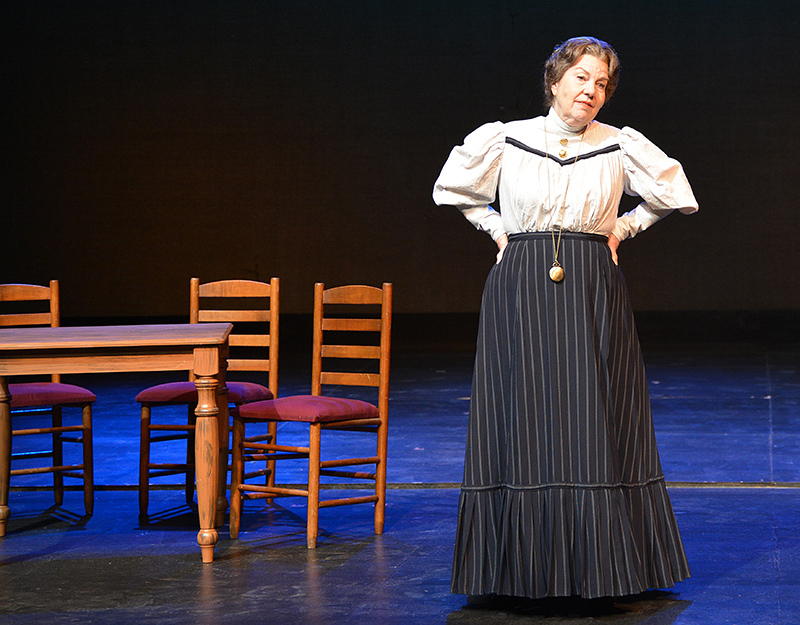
[452,232,690,599]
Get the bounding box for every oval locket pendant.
[549,265,565,283]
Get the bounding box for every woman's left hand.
[607,234,620,265]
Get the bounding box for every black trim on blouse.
[505,137,621,166]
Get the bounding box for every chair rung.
[239,484,307,497]
[245,442,308,454]
[12,425,84,436]
[320,469,377,480]
[11,450,54,460]
[325,426,380,434]
[11,464,83,476]
[244,452,308,462]
[150,424,195,431]
[242,441,274,452]
[59,435,84,443]
[243,468,273,480]
[10,406,52,416]
[319,495,379,509]
[150,434,192,443]
[148,469,192,479]
[242,491,290,501]
[322,419,381,429]
[150,462,192,469]
[244,434,274,443]
[320,456,379,469]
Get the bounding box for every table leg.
[0,377,11,537]
[194,375,220,563]
[215,375,229,529]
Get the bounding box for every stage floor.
[3,340,800,624]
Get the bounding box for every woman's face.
[550,54,609,127]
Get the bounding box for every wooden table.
[0,323,232,563]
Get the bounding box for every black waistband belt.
[508,231,608,243]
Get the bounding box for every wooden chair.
[230,282,392,548]
[0,281,96,515]
[136,277,279,516]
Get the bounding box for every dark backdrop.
[3,1,799,318]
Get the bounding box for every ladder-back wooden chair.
[230,282,392,548]
[0,281,96,515]
[136,277,279,516]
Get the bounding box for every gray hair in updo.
[543,36,620,107]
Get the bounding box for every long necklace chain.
[544,119,586,282]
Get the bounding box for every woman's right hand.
[495,233,509,264]
[607,233,620,265]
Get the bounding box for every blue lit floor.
[2,341,800,624]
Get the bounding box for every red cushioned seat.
[235,395,379,424]
[136,381,272,405]
[9,382,97,408]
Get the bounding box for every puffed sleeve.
[612,127,699,242]
[432,121,506,241]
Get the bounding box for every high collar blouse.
[433,108,698,242]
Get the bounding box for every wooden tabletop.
[0,323,233,351]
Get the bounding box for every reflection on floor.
[3,339,800,624]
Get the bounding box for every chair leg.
[215,397,230,529]
[265,421,277,505]
[82,404,94,515]
[138,404,151,516]
[185,404,197,506]
[307,424,321,549]
[52,405,64,507]
[229,416,245,539]
[266,421,277,489]
[375,420,388,535]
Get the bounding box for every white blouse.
[433,108,698,242]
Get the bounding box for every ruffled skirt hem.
[451,479,690,599]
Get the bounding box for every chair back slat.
[228,358,271,372]
[0,283,52,302]
[229,335,270,347]
[321,344,381,359]
[198,309,271,323]
[322,318,381,332]
[322,285,383,305]
[199,280,273,298]
[0,312,52,327]
[320,371,380,387]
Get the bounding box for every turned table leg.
[193,374,220,563]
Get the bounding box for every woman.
[433,37,696,600]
